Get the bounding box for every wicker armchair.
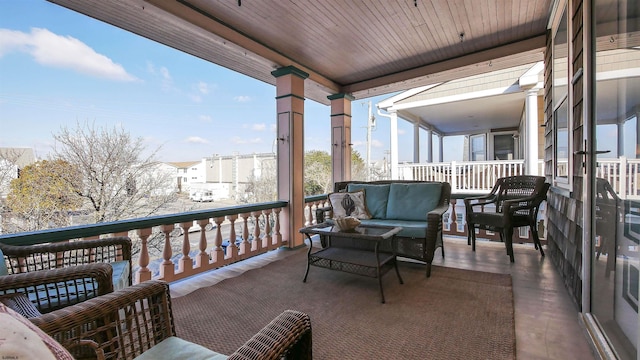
[31,280,313,360]
[464,175,549,262]
[0,263,114,315]
[1,236,132,290]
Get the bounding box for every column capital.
[327,93,355,101]
[271,65,309,79]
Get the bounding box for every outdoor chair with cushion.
[0,236,132,291]
[0,263,114,316]
[30,280,313,360]
[464,175,549,262]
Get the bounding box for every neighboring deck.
[170,236,596,360]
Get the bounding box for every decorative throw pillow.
[328,190,371,219]
[0,302,74,360]
[0,292,42,318]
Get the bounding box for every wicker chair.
[31,280,313,360]
[1,236,133,290]
[464,175,549,262]
[0,263,114,315]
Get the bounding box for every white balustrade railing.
[596,157,640,199]
[399,160,526,193]
[399,158,640,199]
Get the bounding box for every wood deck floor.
[170,236,597,360]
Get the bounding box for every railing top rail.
[0,200,288,246]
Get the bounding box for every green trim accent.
[271,66,310,79]
[327,93,355,101]
[0,201,288,246]
[330,113,352,118]
[275,94,306,101]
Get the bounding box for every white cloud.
[231,136,262,145]
[0,28,137,81]
[251,123,266,131]
[190,94,202,103]
[197,81,209,94]
[234,95,251,102]
[198,115,212,122]
[371,139,384,148]
[185,136,209,144]
[270,124,277,132]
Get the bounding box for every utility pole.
[365,101,376,181]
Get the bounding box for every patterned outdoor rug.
[171,248,515,360]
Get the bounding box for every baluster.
[252,211,263,251]
[451,199,459,235]
[159,224,175,280]
[273,208,282,246]
[262,210,272,249]
[239,213,251,257]
[306,203,312,226]
[178,222,192,273]
[136,228,152,283]
[211,217,225,263]
[196,219,210,268]
[226,215,239,260]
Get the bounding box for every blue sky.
[0,0,450,163]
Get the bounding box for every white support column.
[427,128,433,163]
[390,111,399,179]
[617,119,624,157]
[525,89,540,175]
[438,134,444,162]
[413,122,420,163]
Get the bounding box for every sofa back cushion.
[346,184,390,219]
[386,183,442,221]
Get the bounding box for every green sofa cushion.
[358,219,427,238]
[347,184,390,219]
[386,183,442,221]
[134,337,228,360]
[0,248,7,276]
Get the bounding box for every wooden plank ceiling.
[49,0,552,104]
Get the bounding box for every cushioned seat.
[134,337,229,360]
[32,281,313,360]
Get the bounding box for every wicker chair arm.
[0,263,114,314]
[228,310,313,360]
[32,280,174,359]
[463,195,498,208]
[502,194,540,213]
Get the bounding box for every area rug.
[171,248,516,359]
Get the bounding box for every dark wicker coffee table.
[299,223,404,303]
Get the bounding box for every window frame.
[551,2,572,190]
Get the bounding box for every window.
[492,133,517,160]
[552,5,570,187]
[470,134,486,161]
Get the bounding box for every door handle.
[574,140,611,173]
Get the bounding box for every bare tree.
[53,122,178,223]
[244,158,277,203]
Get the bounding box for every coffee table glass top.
[300,222,401,240]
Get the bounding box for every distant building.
[0,147,36,198]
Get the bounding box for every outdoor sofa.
[317,180,451,277]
